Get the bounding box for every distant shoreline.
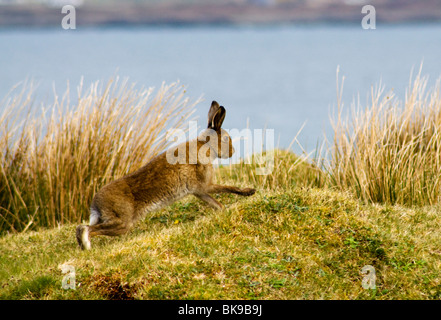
[1,2,441,28]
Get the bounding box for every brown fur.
[76,101,255,250]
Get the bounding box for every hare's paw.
[241,188,256,196]
[76,225,91,250]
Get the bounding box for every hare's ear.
[208,101,220,129]
[211,106,226,131]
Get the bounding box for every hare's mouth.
[220,146,234,159]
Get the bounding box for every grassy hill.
[1,158,441,299]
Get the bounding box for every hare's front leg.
[207,184,256,196]
[195,193,224,210]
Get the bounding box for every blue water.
[1,24,441,153]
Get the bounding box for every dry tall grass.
[329,70,441,206]
[0,78,197,234]
[222,68,441,207]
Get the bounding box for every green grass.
[1,175,440,299]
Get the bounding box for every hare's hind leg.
[76,219,131,250]
[76,207,102,250]
[88,220,131,237]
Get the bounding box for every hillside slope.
[1,185,440,300]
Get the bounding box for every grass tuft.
[0,78,196,234]
[216,149,326,191]
[328,69,441,206]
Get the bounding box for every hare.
[76,101,256,250]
